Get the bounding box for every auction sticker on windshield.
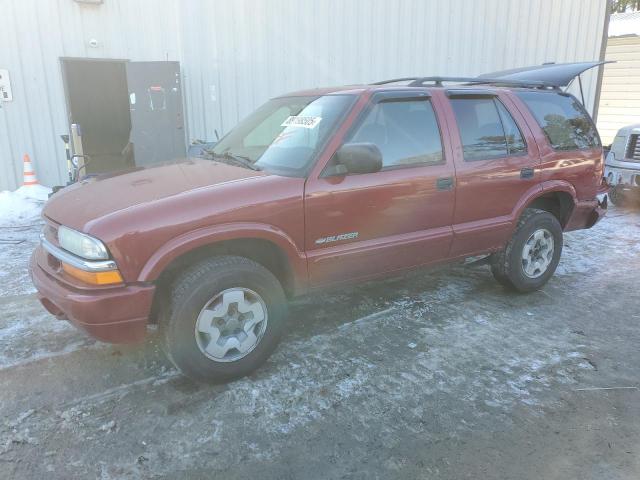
[281,116,322,129]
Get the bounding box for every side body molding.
[138,222,308,290]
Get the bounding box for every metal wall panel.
[0,0,608,190]
[597,36,640,145]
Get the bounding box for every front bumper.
[605,161,640,188]
[30,246,155,343]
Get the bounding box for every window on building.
[515,91,601,151]
[347,98,444,168]
[450,96,527,161]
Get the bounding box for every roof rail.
[372,77,423,85]
[372,76,556,88]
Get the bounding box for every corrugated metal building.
[0,0,609,190]
[596,11,640,145]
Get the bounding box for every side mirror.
[327,142,383,176]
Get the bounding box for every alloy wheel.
[194,288,268,362]
[521,228,555,279]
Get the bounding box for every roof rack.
[371,77,423,85]
[372,76,556,88]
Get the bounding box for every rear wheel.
[490,209,563,293]
[160,255,287,382]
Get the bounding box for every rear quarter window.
[515,91,601,151]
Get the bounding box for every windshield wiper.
[211,152,261,171]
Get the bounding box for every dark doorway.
[61,58,186,174]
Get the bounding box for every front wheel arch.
[148,238,296,325]
[159,255,288,382]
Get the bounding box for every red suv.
[31,63,608,381]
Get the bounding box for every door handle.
[436,177,454,190]
[520,167,535,179]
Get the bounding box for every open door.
[125,61,186,166]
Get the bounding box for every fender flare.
[540,180,578,199]
[137,222,307,287]
[510,181,577,228]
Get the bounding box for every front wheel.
[160,256,287,382]
[490,209,563,293]
[608,185,627,207]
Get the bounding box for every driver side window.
[346,98,444,168]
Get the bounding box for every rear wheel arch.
[491,208,563,292]
[525,190,575,229]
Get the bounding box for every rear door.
[512,90,603,201]
[125,61,186,166]
[442,90,542,257]
[304,91,456,287]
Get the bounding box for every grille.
[626,134,640,161]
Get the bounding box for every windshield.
[210,94,356,176]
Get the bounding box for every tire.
[159,255,287,382]
[608,186,627,207]
[490,209,563,293]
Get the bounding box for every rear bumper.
[565,196,607,232]
[30,247,155,343]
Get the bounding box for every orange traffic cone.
[23,154,39,186]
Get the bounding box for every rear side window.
[347,98,444,168]
[515,91,600,151]
[450,97,527,161]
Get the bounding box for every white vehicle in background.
[605,124,640,206]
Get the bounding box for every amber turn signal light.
[61,262,124,285]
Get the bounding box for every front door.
[442,91,542,257]
[125,61,186,166]
[304,91,456,288]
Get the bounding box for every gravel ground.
[0,205,639,479]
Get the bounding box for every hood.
[609,124,640,160]
[616,124,640,136]
[44,159,266,229]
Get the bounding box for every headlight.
[58,226,109,260]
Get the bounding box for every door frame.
[59,57,188,170]
[438,89,543,257]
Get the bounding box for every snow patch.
[0,185,50,225]
[98,420,117,432]
[6,409,35,428]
